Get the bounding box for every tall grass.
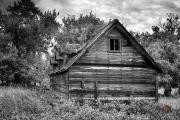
[0,87,43,120]
[0,87,179,120]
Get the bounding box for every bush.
[0,87,44,120]
[0,88,179,120]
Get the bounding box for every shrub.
[0,87,43,120]
[1,88,179,120]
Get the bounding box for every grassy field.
[0,87,179,120]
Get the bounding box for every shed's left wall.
[50,72,69,95]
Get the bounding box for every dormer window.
[109,38,121,52]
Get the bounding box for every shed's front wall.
[68,26,157,98]
[69,65,157,98]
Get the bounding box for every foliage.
[28,53,50,86]
[0,87,44,120]
[3,0,60,57]
[55,12,105,46]
[159,13,180,35]
[0,0,60,86]
[133,13,180,88]
[1,88,179,120]
[0,33,32,85]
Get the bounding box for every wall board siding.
[69,83,155,91]
[68,65,157,98]
[52,73,68,94]
[69,89,156,97]
[69,79,155,84]
[76,27,149,66]
[52,27,158,99]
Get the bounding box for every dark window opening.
[110,39,115,50]
[110,39,121,51]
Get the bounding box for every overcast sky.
[1,0,180,33]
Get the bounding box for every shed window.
[109,39,121,51]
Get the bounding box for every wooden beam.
[69,80,155,85]
[73,62,153,68]
[69,89,156,97]
[94,81,98,99]
[155,73,158,102]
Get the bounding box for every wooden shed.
[50,19,162,100]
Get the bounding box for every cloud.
[1,0,180,33]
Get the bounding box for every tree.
[132,13,180,90]
[0,0,60,86]
[151,13,180,42]
[55,12,105,45]
[3,0,60,58]
[159,13,180,34]
[7,0,42,18]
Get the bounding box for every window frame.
[108,37,122,53]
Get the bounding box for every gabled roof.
[50,19,162,75]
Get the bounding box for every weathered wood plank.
[77,57,147,65]
[69,79,155,84]
[69,76,154,80]
[69,89,156,97]
[97,84,155,90]
[70,66,155,72]
[69,68,156,79]
[69,83,155,92]
[69,71,155,76]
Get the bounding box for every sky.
[1,0,180,33]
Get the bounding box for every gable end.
[50,19,162,75]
